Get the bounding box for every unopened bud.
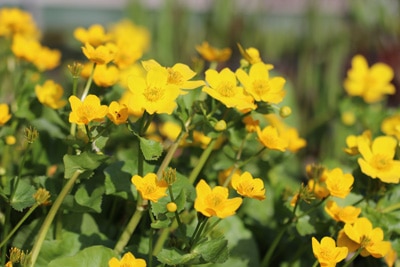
[279,106,292,118]
[5,135,16,145]
[166,202,177,212]
[214,120,227,132]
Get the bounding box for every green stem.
[188,136,219,184]
[152,220,177,256]
[260,224,289,267]
[80,63,96,101]
[29,170,83,267]
[0,203,40,248]
[342,247,362,267]
[311,259,319,267]
[113,205,145,254]
[382,202,400,213]
[190,215,208,247]
[148,228,154,267]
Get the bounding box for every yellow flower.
[127,67,181,115]
[242,115,260,133]
[256,125,288,152]
[217,167,241,187]
[0,7,39,38]
[194,179,242,219]
[312,236,348,267]
[384,246,397,267]
[131,173,168,202]
[308,179,330,199]
[324,200,361,224]
[35,80,67,109]
[11,34,41,62]
[0,104,12,126]
[74,24,111,47]
[344,130,371,155]
[195,41,232,62]
[82,42,117,65]
[325,167,354,198]
[142,60,204,94]
[107,101,128,125]
[32,45,61,71]
[202,68,256,110]
[357,135,400,183]
[237,43,263,65]
[344,55,395,103]
[93,64,120,87]
[236,62,286,104]
[110,19,150,69]
[231,171,266,200]
[341,217,391,258]
[118,90,144,117]
[381,114,400,140]
[108,252,146,267]
[68,94,108,125]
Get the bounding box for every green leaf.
[47,245,118,267]
[193,236,229,263]
[295,215,316,236]
[11,179,36,211]
[74,185,105,213]
[36,231,81,267]
[63,152,108,179]
[157,247,199,265]
[139,136,163,161]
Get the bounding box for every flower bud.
[68,61,83,78]
[163,167,176,185]
[214,120,227,132]
[279,106,292,118]
[166,202,177,213]
[5,135,16,145]
[24,126,39,144]
[33,188,51,205]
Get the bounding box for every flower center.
[252,79,269,95]
[167,68,183,85]
[206,193,224,208]
[143,184,156,194]
[217,82,235,97]
[370,154,392,170]
[143,86,163,102]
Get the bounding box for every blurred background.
[2,0,400,161]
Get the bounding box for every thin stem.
[113,206,145,254]
[190,216,208,248]
[148,228,154,267]
[80,63,96,101]
[0,203,40,248]
[260,223,289,267]
[342,247,362,267]
[30,170,83,267]
[188,136,219,185]
[382,202,400,213]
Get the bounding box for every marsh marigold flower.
[35,80,67,109]
[357,135,400,183]
[11,34,41,62]
[339,217,391,258]
[257,125,288,152]
[93,64,120,87]
[236,62,286,104]
[231,171,266,200]
[127,67,181,115]
[242,115,260,133]
[0,7,39,38]
[108,252,146,267]
[68,94,108,125]
[312,236,348,267]
[107,101,128,125]
[32,45,61,71]
[82,42,117,65]
[237,44,263,65]
[203,68,256,110]
[344,130,372,156]
[131,173,168,202]
[381,114,400,140]
[142,60,204,94]
[324,200,361,224]
[0,104,12,126]
[344,55,395,103]
[74,24,111,47]
[325,167,354,198]
[194,179,242,219]
[196,41,232,62]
